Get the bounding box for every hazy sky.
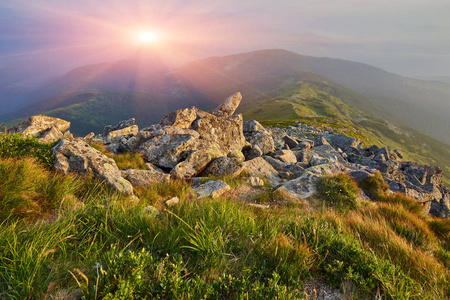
[1,0,449,79]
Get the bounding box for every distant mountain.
[8,49,448,144]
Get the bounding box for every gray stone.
[243,120,275,154]
[262,156,289,172]
[243,157,281,187]
[53,138,133,195]
[244,144,263,160]
[276,173,320,200]
[349,170,372,182]
[192,113,246,155]
[171,150,218,180]
[105,125,139,143]
[282,135,298,149]
[322,134,362,150]
[201,156,244,178]
[104,118,135,136]
[138,130,200,169]
[194,180,231,199]
[274,149,297,163]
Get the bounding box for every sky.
[1,0,450,81]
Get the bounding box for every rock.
[165,197,180,207]
[322,134,362,150]
[276,173,320,200]
[138,129,200,169]
[292,140,312,150]
[243,157,281,186]
[159,108,197,129]
[243,144,263,161]
[282,135,298,149]
[106,125,139,143]
[201,156,244,178]
[374,147,391,161]
[262,156,290,172]
[310,144,346,165]
[293,149,315,164]
[121,169,170,187]
[312,136,330,147]
[53,138,133,195]
[210,92,242,117]
[192,113,246,155]
[349,170,371,182]
[171,150,217,180]
[104,118,135,136]
[245,176,265,187]
[274,150,297,163]
[194,180,231,199]
[243,120,275,154]
[8,115,70,143]
[305,163,345,177]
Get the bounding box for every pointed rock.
[210,92,242,117]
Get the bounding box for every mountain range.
[1,49,449,183]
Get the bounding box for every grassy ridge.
[0,134,449,299]
[244,81,450,185]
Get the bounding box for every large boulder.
[53,139,133,195]
[192,113,246,155]
[138,129,201,169]
[8,115,71,143]
[243,120,275,154]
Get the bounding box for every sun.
[134,31,160,44]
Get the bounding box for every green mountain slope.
[244,81,450,185]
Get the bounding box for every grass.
[316,174,360,212]
[89,141,147,170]
[0,135,449,299]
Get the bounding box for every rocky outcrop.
[8,115,71,143]
[53,138,133,195]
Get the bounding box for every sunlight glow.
[135,31,160,44]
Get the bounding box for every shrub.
[317,174,359,211]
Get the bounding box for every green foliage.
[317,174,359,211]
[0,134,57,168]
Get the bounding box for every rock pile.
[8,92,449,217]
[8,115,72,143]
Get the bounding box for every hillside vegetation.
[244,81,450,186]
[0,134,449,299]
